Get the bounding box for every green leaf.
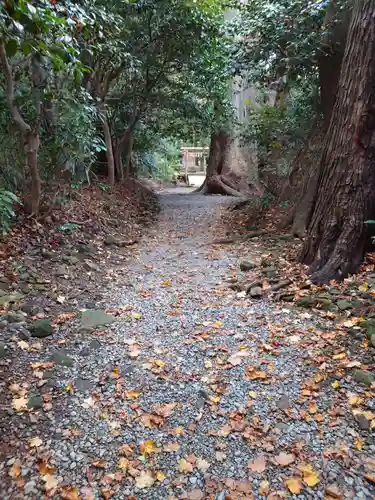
[5,39,18,57]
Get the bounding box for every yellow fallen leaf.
[130,312,142,320]
[17,341,30,350]
[248,391,257,398]
[333,352,347,360]
[300,464,320,487]
[160,280,172,287]
[258,480,270,495]
[178,458,194,473]
[124,390,140,399]
[348,395,363,406]
[154,359,166,368]
[285,477,303,494]
[111,367,120,378]
[331,380,341,389]
[118,458,129,470]
[354,438,363,451]
[29,437,43,448]
[156,471,166,481]
[139,440,161,455]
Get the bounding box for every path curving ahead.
[1,192,374,499]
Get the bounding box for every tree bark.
[202,133,249,196]
[124,129,134,178]
[301,0,375,284]
[26,131,41,215]
[98,100,115,186]
[283,2,351,235]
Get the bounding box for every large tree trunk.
[285,1,351,235]
[301,0,375,284]
[200,133,250,196]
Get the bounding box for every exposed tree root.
[206,229,277,245]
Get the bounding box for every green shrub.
[0,190,21,233]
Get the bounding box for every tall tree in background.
[301,0,375,283]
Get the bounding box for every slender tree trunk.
[124,129,134,178]
[98,101,115,186]
[26,131,41,215]
[301,0,375,284]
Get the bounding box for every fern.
[0,189,21,233]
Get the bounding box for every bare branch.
[0,42,30,133]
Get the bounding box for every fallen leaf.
[60,485,79,500]
[300,463,320,487]
[348,395,363,406]
[43,474,59,491]
[187,489,204,500]
[118,458,129,470]
[81,396,96,408]
[135,470,155,489]
[274,452,295,467]
[258,480,270,495]
[325,484,342,499]
[81,487,95,500]
[37,459,56,475]
[331,380,341,389]
[139,440,161,455]
[178,458,194,473]
[124,390,140,399]
[163,442,180,452]
[12,396,28,411]
[118,444,134,457]
[156,471,166,481]
[228,349,249,366]
[364,473,375,485]
[248,454,267,473]
[9,460,21,479]
[153,402,177,417]
[196,458,210,473]
[285,477,303,494]
[29,437,43,448]
[17,340,29,350]
[354,438,363,451]
[92,459,106,469]
[128,345,141,359]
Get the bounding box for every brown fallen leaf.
[285,477,303,494]
[364,473,375,485]
[153,402,177,417]
[258,480,270,495]
[60,485,80,500]
[274,452,295,467]
[9,459,22,479]
[12,396,28,411]
[227,349,250,366]
[37,459,56,475]
[187,489,204,500]
[325,483,342,499]
[128,345,141,359]
[118,444,134,457]
[92,459,106,469]
[248,454,267,473]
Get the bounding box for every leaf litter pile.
[0,191,374,499]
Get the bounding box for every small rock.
[0,320,8,329]
[75,378,94,392]
[55,265,68,277]
[29,320,54,338]
[77,243,96,254]
[20,303,40,316]
[276,395,291,410]
[84,261,100,272]
[0,341,8,358]
[41,250,56,259]
[6,312,26,323]
[104,235,118,245]
[50,349,74,367]
[370,334,375,348]
[239,260,256,272]
[275,422,289,431]
[337,300,353,311]
[249,286,263,298]
[352,369,375,386]
[63,255,80,265]
[80,309,115,329]
[354,413,371,430]
[297,296,316,308]
[27,395,44,410]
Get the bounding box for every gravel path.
[1,193,374,499]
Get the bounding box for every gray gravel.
[0,192,374,499]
